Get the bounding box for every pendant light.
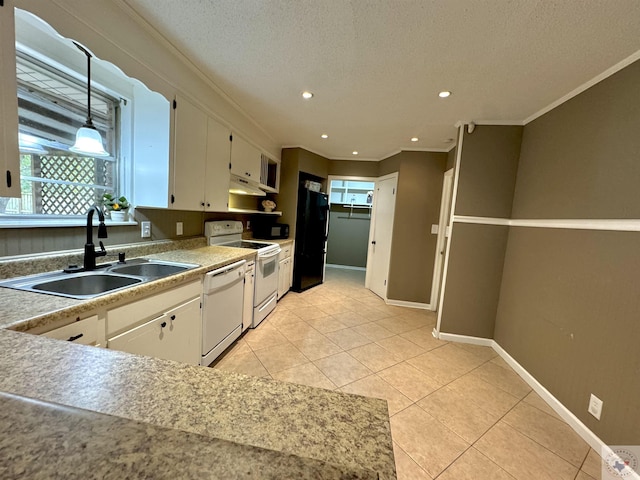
[69,42,109,157]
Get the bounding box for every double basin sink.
[0,259,200,300]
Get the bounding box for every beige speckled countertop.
[0,242,256,332]
[0,237,395,478]
[0,329,395,478]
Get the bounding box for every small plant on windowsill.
[102,193,130,221]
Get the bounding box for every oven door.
[254,247,281,306]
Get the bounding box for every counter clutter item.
[0,329,396,479]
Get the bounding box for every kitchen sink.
[31,274,142,297]
[108,262,191,278]
[0,258,200,300]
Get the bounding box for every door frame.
[429,168,454,309]
[326,175,377,271]
[365,172,398,300]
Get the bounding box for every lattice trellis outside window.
[1,49,119,217]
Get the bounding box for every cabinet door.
[0,3,21,198]
[242,268,255,330]
[42,315,101,347]
[278,258,288,299]
[172,95,206,210]
[108,297,201,365]
[230,134,261,182]
[204,117,230,212]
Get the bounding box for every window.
[1,50,119,217]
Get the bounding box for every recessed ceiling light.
[352,151,358,155]
[302,91,314,99]
[321,134,328,139]
[438,91,451,98]
[411,137,419,142]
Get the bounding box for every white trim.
[524,49,640,125]
[453,215,640,232]
[437,332,630,471]
[435,125,464,335]
[453,215,511,226]
[454,119,524,127]
[325,264,366,271]
[430,168,454,309]
[386,299,430,310]
[437,332,494,346]
[281,145,452,162]
[492,342,610,456]
[446,143,456,152]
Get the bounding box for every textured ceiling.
[122,0,640,160]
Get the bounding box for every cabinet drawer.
[107,280,201,336]
[281,246,291,258]
[108,297,201,365]
[42,315,99,346]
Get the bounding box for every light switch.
[431,224,439,234]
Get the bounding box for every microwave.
[254,223,289,239]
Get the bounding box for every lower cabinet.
[108,297,201,365]
[106,280,202,366]
[277,244,293,299]
[42,315,102,347]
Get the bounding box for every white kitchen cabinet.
[0,2,21,198]
[172,96,231,212]
[230,134,261,183]
[172,95,208,211]
[204,116,231,211]
[42,315,103,347]
[277,244,293,299]
[109,297,201,365]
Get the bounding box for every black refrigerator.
[292,185,329,292]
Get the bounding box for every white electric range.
[205,221,281,327]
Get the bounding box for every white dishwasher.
[201,260,245,366]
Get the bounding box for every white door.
[365,174,398,300]
[430,168,454,309]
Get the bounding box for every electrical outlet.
[141,221,151,238]
[176,222,183,236]
[588,393,603,420]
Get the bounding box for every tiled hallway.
[212,267,601,480]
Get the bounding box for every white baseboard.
[386,299,430,310]
[325,264,366,271]
[434,331,618,467]
[437,332,494,347]
[491,342,607,453]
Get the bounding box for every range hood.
[229,175,266,196]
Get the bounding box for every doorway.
[429,168,454,309]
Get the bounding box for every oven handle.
[258,248,282,260]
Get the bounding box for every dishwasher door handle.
[258,248,281,260]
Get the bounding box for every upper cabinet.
[260,154,280,193]
[172,95,230,212]
[172,95,208,211]
[230,134,261,182]
[0,3,21,198]
[204,116,231,212]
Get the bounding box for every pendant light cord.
[72,42,94,129]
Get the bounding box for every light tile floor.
[211,267,601,480]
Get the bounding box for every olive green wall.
[492,59,640,444]
[326,205,371,268]
[385,151,446,304]
[440,223,509,337]
[328,159,379,178]
[454,126,523,218]
[511,59,640,220]
[439,125,522,336]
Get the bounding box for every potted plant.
[261,199,276,213]
[102,193,130,221]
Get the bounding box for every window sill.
[0,219,139,228]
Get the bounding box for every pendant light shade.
[70,42,109,157]
[70,126,109,156]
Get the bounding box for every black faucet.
[84,205,108,271]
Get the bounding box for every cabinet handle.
[206,203,210,207]
[200,202,205,206]
[161,321,167,328]
[170,315,176,321]
[67,333,84,342]
[245,172,251,177]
